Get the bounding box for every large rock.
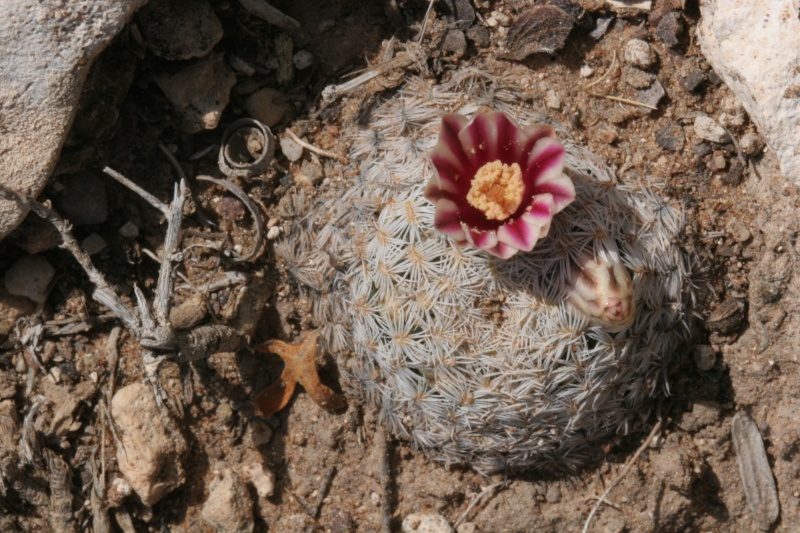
[698,0,800,184]
[0,0,147,241]
[111,382,187,506]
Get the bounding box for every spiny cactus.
[277,69,695,474]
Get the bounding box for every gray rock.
[621,65,653,89]
[680,69,707,92]
[4,255,55,304]
[442,29,468,58]
[654,125,684,152]
[202,464,254,533]
[694,115,729,143]
[293,50,314,70]
[655,11,683,47]
[693,345,717,371]
[739,132,765,156]
[111,383,188,506]
[637,79,665,110]
[0,0,146,241]
[699,0,800,184]
[590,15,614,40]
[466,24,490,48]
[81,233,107,255]
[137,0,223,60]
[53,172,108,226]
[680,401,722,431]
[624,38,653,68]
[154,53,237,133]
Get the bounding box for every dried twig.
[106,326,122,398]
[581,419,663,533]
[284,130,348,164]
[454,481,505,526]
[313,465,337,518]
[321,48,422,103]
[238,0,300,31]
[583,51,657,111]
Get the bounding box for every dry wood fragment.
[253,331,344,418]
[732,411,780,531]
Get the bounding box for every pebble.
[456,524,477,533]
[136,0,223,60]
[293,50,314,70]
[249,420,273,447]
[202,464,254,533]
[81,233,107,255]
[712,152,727,170]
[693,345,717,371]
[466,25,489,48]
[654,124,684,152]
[118,221,140,239]
[623,39,653,69]
[621,65,653,89]
[596,128,618,144]
[637,79,665,110]
[442,29,468,58]
[545,484,562,503]
[4,254,55,304]
[545,90,562,110]
[680,69,707,92]
[244,88,293,127]
[370,491,381,506]
[280,136,304,162]
[692,142,712,158]
[402,512,455,533]
[54,171,108,226]
[111,383,188,505]
[727,219,751,243]
[590,15,614,40]
[694,115,729,143]
[241,462,275,498]
[154,53,237,133]
[267,226,281,240]
[580,65,595,78]
[739,132,765,156]
[681,401,722,432]
[655,11,682,47]
[0,284,36,338]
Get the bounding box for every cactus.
[277,70,695,474]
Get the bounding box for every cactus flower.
[425,109,576,259]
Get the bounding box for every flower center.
[466,161,524,221]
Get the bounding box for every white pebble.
[4,254,55,304]
[624,39,653,68]
[280,136,304,162]
[580,65,595,78]
[402,512,454,533]
[241,463,275,498]
[694,115,729,143]
[293,50,314,70]
[545,90,562,110]
[119,221,140,238]
[370,491,381,506]
[267,226,281,240]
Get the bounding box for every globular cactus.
[277,70,695,474]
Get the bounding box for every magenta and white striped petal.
[425,109,575,259]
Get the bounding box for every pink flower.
[424,109,576,259]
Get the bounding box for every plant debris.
[253,331,345,418]
[503,5,577,59]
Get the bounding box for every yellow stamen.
[467,161,524,221]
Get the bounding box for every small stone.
[694,115,729,143]
[118,221,139,239]
[136,0,223,60]
[590,15,614,40]
[694,345,717,371]
[442,30,468,58]
[267,226,281,240]
[712,152,727,170]
[4,254,55,304]
[456,524,477,533]
[241,462,275,498]
[545,90,562,110]
[707,298,746,334]
[249,420,273,447]
[280,136,304,162]
[0,284,36,338]
[202,464,254,533]
[739,133,764,157]
[624,39,653,68]
[81,233,107,255]
[293,50,314,70]
[655,11,682,47]
[16,213,63,254]
[727,219,751,243]
[621,65,653,89]
[244,88,293,127]
[300,160,324,185]
[111,383,187,505]
[580,65,595,78]
[654,125,684,152]
[680,69,707,92]
[545,484,562,503]
[154,53,237,133]
[504,5,577,59]
[466,25,489,48]
[692,142,712,158]
[54,172,108,226]
[402,512,455,533]
[637,79,665,110]
[596,129,618,144]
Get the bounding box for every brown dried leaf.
[504,5,577,60]
[253,331,344,418]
